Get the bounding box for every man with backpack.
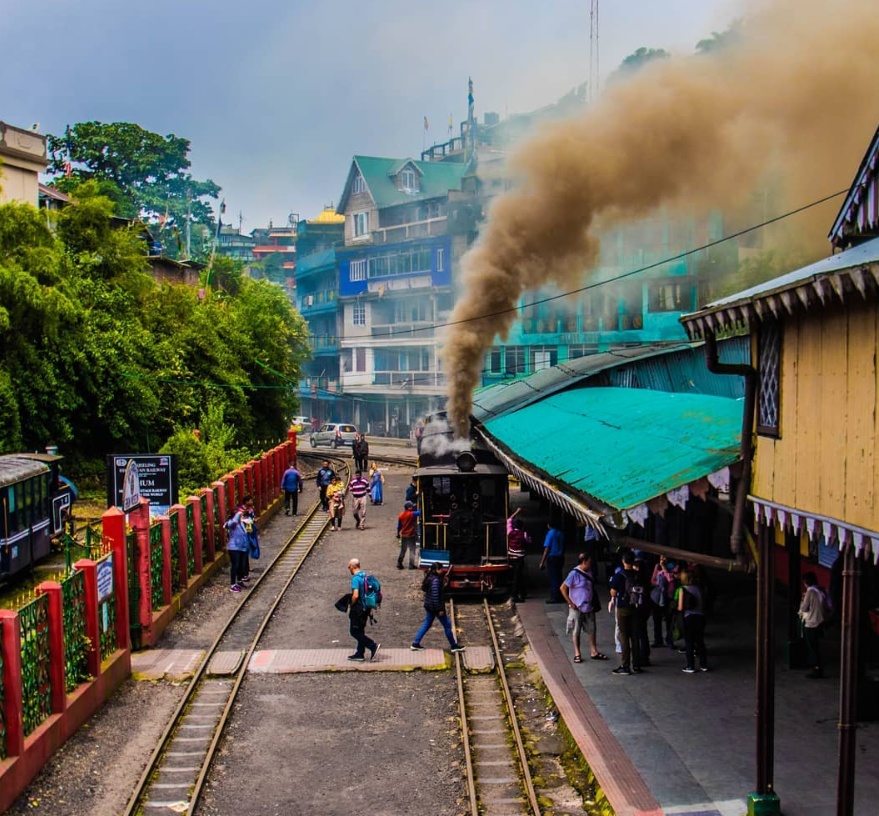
[608,550,646,675]
[410,563,465,652]
[346,558,380,662]
[560,552,607,663]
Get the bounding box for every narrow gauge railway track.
[124,455,349,816]
[452,600,541,816]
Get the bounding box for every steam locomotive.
[415,417,512,594]
[1,452,77,581]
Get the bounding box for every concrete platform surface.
[131,648,203,681]
[247,647,448,672]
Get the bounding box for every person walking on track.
[410,563,465,653]
[281,462,303,515]
[348,469,370,530]
[369,462,384,505]
[327,475,345,531]
[353,433,370,473]
[316,460,335,511]
[397,500,420,569]
[347,558,379,661]
[224,504,250,593]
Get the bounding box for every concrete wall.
[0,123,47,207]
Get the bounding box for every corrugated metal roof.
[0,456,49,488]
[481,387,742,512]
[472,338,749,422]
[681,237,879,338]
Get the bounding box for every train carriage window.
[14,483,24,531]
[432,477,451,495]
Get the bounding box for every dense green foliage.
[46,121,220,260]
[0,187,310,479]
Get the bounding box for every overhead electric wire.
[121,188,846,393]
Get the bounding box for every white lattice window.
[350,259,366,281]
[757,318,781,436]
[352,302,367,326]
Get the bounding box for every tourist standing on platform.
[243,495,260,563]
[633,557,652,666]
[397,500,420,569]
[507,509,530,602]
[609,551,642,675]
[281,462,303,515]
[799,571,826,679]
[327,475,345,530]
[561,552,607,662]
[316,460,335,511]
[411,563,465,652]
[650,556,676,647]
[679,570,709,673]
[369,463,384,505]
[405,476,417,505]
[353,434,370,473]
[539,520,565,604]
[348,470,370,530]
[224,503,249,593]
[346,558,379,661]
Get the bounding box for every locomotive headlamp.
[456,451,477,472]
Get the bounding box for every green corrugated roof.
[349,156,466,210]
[482,387,742,512]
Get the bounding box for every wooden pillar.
[74,559,101,678]
[750,521,781,815]
[0,609,25,756]
[187,496,203,575]
[785,528,803,667]
[836,540,862,816]
[38,582,66,714]
[102,507,130,651]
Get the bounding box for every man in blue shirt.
[539,521,565,604]
[316,460,335,511]
[281,463,303,515]
[346,558,379,662]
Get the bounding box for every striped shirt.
[348,477,370,498]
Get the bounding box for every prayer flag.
[424,116,429,132]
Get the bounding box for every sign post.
[107,454,179,516]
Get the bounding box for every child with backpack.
[410,564,465,653]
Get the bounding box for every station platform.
[517,555,879,816]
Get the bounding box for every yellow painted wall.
[753,297,879,530]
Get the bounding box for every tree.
[696,20,744,55]
[46,122,220,260]
[608,47,670,84]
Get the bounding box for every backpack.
[624,572,646,609]
[683,586,701,612]
[362,573,382,610]
[574,568,601,612]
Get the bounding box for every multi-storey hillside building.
[0,121,47,207]
[294,207,345,425]
[334,156,467,435]
[217,225,256,265]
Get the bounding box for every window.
[505,346,526,377]
[353,212,369,238]
[350,259,367,281]
[367,245,432,278]
[531,346,557,372]
[355,347,366,372]
[352,173,367,194]
[757,318,781,437]
[352,302,366,326]
[486,347,502,374]
[437,247,444,272]
[568,344,599,360]
[649,277,691,313]
[401,169,417,191]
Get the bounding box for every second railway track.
[124,455,349,816]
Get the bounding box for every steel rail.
[123,455,349,816]
[483,598,542,816]
[450,599,480,816]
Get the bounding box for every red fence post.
[187,496,203,575]
[130,503,153,634]
[38,582,66,714]
[212,481,227,549]
[160,517,172,605]
[223,474,236,517]
[249,460,261,515]
[0,610,24,756]
[261,457,269,509]
[233,470,245,507]
[74,559,101,677]
[171,505,188,587]
[204,489,216,561]
[102,507,130,651]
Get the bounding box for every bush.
[159,429,211,496]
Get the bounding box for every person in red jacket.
[397,501,421,569]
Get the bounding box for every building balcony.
[303,375,341,393]
[308,334,339,354]
[299,289,337,314]
[340,370,447,393]
[420,138,465,162]
[370,320,435,338]
[372,216,447,244]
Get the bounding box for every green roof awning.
[482,387,742,513]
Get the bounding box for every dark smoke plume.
[443,0,879,437]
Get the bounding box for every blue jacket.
[282,467,302,492]
[224,510,248,552]
[316,467,335,488]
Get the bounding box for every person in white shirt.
[798,571,826,679]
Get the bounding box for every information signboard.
[107,454,179,516]
[97,554,114,601]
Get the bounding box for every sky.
[0,0,737,228]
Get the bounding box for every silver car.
[310,423,358,448]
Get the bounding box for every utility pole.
[185,192,192,259]
[589,0,600,104]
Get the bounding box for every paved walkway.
[519,558,879,815]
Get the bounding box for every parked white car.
[310,423,358,448]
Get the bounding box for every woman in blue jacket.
[410,564,465,652]
[224,506,250,593]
